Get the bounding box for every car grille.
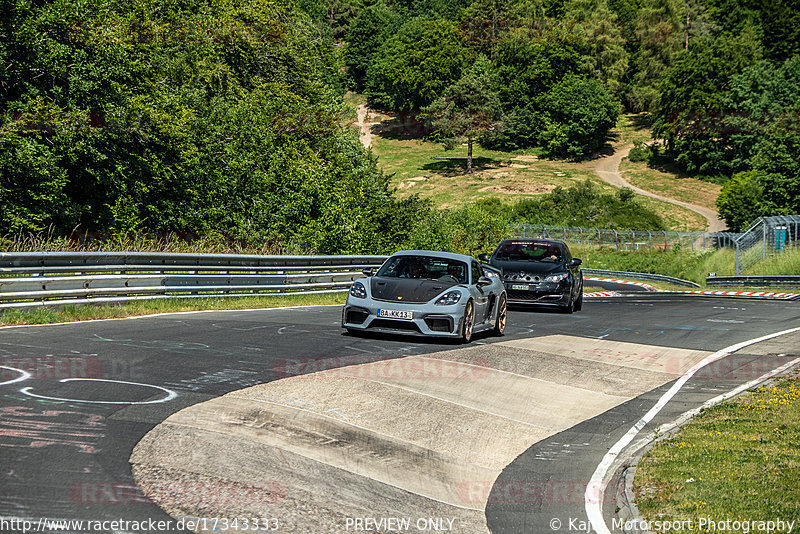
[507,289,563,301]
[368,319,421,332]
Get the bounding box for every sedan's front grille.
[507,289,563,301]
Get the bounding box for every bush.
[627,143,651,163]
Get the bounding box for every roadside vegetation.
[5,0,798,254]
[634,371,800,527]
[0,293,345,326]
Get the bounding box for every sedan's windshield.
[377,256,468,284]
[493,241,565,262]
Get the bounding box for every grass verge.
[634,371,800,529]
[0,293,347,326]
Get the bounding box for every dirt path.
[356,104,374,148]
[594,144,727,232]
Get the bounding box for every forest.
[1,0,798,252]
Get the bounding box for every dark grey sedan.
[480,238,583,313]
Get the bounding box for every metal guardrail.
[0,252,389,309]
[706,276,800,289]
[583,269,700,288]
[0,252,709,309]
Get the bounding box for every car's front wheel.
[460,300,474,343]
[574,283,584,312]
[493,294,507,336]
[559,293,574,314]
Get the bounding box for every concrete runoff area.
[131,335,712,533]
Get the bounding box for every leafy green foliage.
[344,2,401,91]
[511,179,665,229]
[365,18,466,110]
[540,75,620,159]
[0,0,429,254]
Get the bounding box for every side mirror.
[570,258,582,267]
[477,276,492,287]
[478,253,489,262]
[362,268,375,277]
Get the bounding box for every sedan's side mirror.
[478,253,489,262]
[362,268,376,277]
[570,258,582,267]
[477,276,493,287]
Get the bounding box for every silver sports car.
[341,250,507,342]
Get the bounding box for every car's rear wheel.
[493,294,507,336]
[460,300,474,343]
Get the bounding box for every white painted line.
[585,325,800,534]
[0,304,343,330]
[20,378,178,405]
[0,365,32,386]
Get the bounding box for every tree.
[365,18,466,110]
[563,0,629,97]
[345,2,401,91]
[716,171,767,231]
[422,58,502,173]
[483,31,581,149]
[627,0,685,112]
[540,75,620,159]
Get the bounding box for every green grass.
[621,159,722,212]
[743,246,800,277]
[615,113,653,146]
[369,111,710,231]
[634,372,800,530]
[0,293,346,326]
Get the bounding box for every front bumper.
[342,299,464,337]
[503,281,570,305]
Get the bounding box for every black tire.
[559,293,574,314]
[574,284,584,312]
[493,293,507,336]
[460,300,475,343]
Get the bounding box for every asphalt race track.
[0,294,798,534]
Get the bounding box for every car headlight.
[544,273,568,283]
[349,281,367,299]
[434,291,462,306]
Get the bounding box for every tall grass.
[0,230,298,255]
[743,245,800,276]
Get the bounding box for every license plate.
[511,284,529,290]
[378,309,413,320]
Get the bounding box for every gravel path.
[594,144,727,232]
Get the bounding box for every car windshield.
[493,241,565,263]
[377,255,468,284]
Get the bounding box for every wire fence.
[733,216,800,274]
[510,224,730,251]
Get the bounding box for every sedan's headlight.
[349,281,367,298]
[544,273,568,283]
[435,291,462,306]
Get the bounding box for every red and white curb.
[663,289,800,300]
[585,277,658,292]
[582,277,800,300]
